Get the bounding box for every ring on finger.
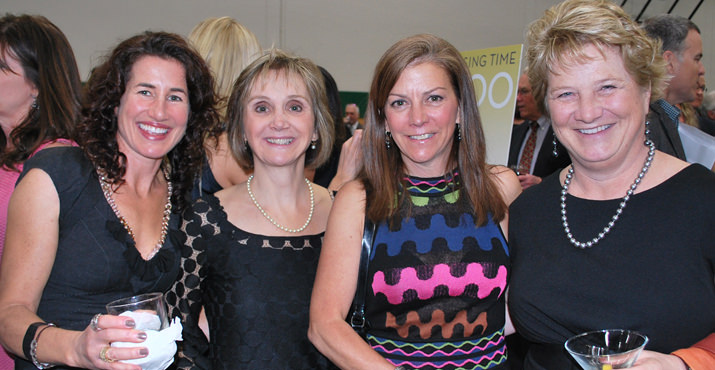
[90,313,102,332]
[99,346,115,363]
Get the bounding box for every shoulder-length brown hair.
[226,49,334,170]
[362,33,506,227]
[78,31,221,212]
[0,14,82,171]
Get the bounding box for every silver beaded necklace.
[560,139,655,249]
[98,168,172,259]
[246,174,314,233]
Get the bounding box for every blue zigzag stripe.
[373,214,507,259]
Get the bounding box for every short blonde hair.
[226,49,334,170]
[526,0,667,114]
[189,17,261,120]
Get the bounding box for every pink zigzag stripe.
[390,346,506,369]
[405,172,459,186]
[372,336,504,357]
[372,264,507,305]
[406,178,450,186]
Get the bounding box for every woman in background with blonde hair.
[189,16,262,196]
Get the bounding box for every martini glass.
[564,329,648,370]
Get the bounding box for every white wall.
[4,0,713,92]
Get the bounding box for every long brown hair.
[0,14,81,171]
[362,34,506,227]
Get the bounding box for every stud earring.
[456,123,462,141]
[385,131,391,149]
[311,140,317,150]
[552,131,559,157]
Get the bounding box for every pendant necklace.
[98,168,172,259]
[246,174,314,233]
[561,139,655,249]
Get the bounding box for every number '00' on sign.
[472,72,513,109]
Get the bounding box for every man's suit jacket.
[697,111,715,136]
[507,121,571,178]
[345,122,364,139]
[647,102,686,160]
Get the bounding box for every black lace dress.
[15,147,182,370]
[166,194,333,369]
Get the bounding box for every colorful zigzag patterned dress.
[365,171,510,370]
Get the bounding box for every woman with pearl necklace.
[166,49,336,369]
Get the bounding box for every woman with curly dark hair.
[0,31,220,370]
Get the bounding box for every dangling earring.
[31,97,38,110]
[455,123,462,141]
[385,131,391,149]
[644,121,652,145]
[552,131,559,157]
[311,140,317,150]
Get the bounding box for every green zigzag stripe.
[369,328,502,350]
[409,189,459,206]
[460,354,508,370]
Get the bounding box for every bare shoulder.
[327,179,367,232]
[490,165,522,205]
[310,182,335,219]
[15,167,56,196]
[334,179,366,205]
[645,152,691,189]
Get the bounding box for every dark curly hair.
[0,13,82,171]
[77,31,220,212]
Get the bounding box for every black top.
[191,158,223,199]
[166,194,333,369]
[16,147,182,370]
[312,143,342,188]
[696,108,715,136]
[508,164,715,370]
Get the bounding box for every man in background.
[507,73,570,189]
[643,14,706,160]
[343,103,363,136]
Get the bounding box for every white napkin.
[111,314,183,370]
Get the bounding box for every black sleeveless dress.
[166,194,333,369]
[15,147,182,370]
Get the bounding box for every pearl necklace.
[246,174,314,233]
[561,139,655,249]
[98,168,172,259]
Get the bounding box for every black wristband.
[23,322,46,361]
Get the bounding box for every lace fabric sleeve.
[165,198,218,370]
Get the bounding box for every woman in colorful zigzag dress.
[309,34,522,370]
